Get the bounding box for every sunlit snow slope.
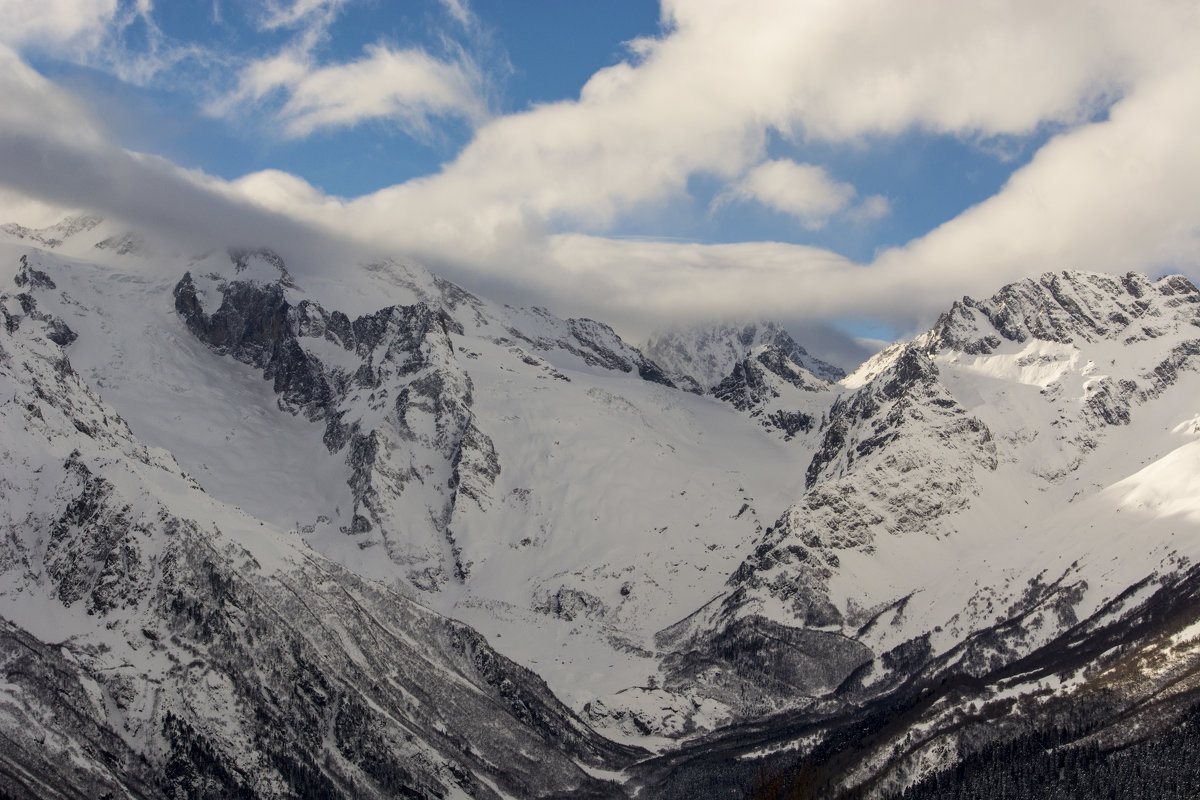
[7,216,1200,799]
[0,218,833,716]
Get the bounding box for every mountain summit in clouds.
[645,320,845,391]
[2,1,1199,797]
[4,218,1200,797]
[2,1,1198,338]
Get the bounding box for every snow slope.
[649,270,1200,734]
[0,234,643,800]
[0,221,822,717]
[7,215,1200,797]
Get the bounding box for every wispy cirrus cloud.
[0,0,118,51]
[219,42,489,139]
[208,0,493,140]
[0,0,214,87]
[437,0,474,29]
[255,0,350,31]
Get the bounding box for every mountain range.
[3,215,1200,798]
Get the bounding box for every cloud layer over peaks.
[0,0,1197,342]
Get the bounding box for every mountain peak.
[644,320,845,392]
[0,214,104,249]
[926,269,1200,355]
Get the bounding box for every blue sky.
[36,0,1036,260]
[1,0,1198,347]
[34,1,667,194]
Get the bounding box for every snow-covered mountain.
[643,321,842,440]
[626,269,1200,797]
[5,216,1200,798]
[0,249,644,799]
[645,321,845,390]
[0,220,803,727]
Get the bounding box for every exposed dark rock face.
[764,327,845,383]
[1,278,644,800]
[628,563,1200,800]
[765,409,815,438]
[8,256,77,346]
[660,615,872,717]
[804,345,991,491]
[174,263,499,588]
[13,254,57,291]
[928,270,1200,354]
[175,273,335,413]
[1143,338,1200,398]
[44,453,150,614]
[94,231,144,255]
[712,360,770,411]
[0,618,161,800]
[710,343,829,438]
[533,585,610,623]
[645,321,845,393]
[636,358,674,386]
[505,310,675,388]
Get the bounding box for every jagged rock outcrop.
[928,270,1200,354]
[94,231,144,255]
[0,214,103,249]
[647,321,839,438]
[1,271,644,800]
[710,343,829,438]
[8,256,77,346]
[173,258,499,588]
[505,308,675,387]
[638,271,1200,744]
[646,321,844,391]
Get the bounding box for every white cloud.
[438,0,473,28]
[872,48,1200,308]
[0,186,76,228]
[323,0,1193,242]
[0,46,110,147]
[846,195,891,225]
[0,0,117,52]
[1,0,1199,343]
[256,0,349,31]
[715,160,856,228]
[134,0,1200,334]
[657,0,1176,141]
[264,44,488,138]
[215,0,491,140]
[0,46,359,268]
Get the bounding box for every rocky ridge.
[586,271,1200,747]
[645,321,842,438]
[7,215,1200,798]
[0,253,643,800]
[173,258,499,589]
